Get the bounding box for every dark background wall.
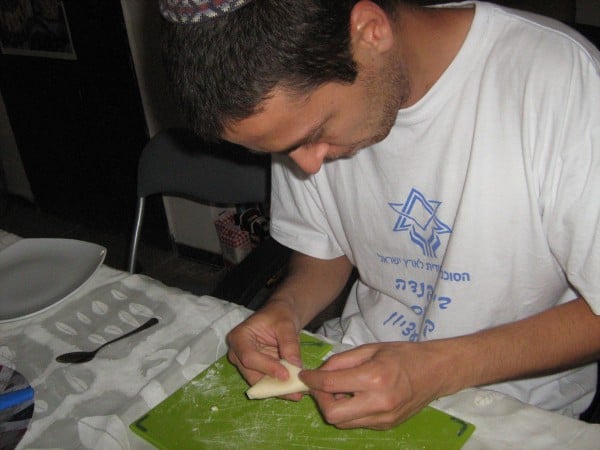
[0,0,148,231]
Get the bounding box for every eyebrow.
[274,119,328,154]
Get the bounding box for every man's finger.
[310,389,398,427]
[300,363,376,394]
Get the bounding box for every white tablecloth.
[1,230,599,449]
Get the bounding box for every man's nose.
[288,143,329,174]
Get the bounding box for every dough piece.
[246,359,308,399]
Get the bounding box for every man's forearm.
[438,297,600,396]
[265,252,354,330]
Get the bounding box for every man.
[160,0,600,429]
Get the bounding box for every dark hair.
[161,0,400,141]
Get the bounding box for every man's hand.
[299,342,451,430]
[300,298,600,430]
[227,300,303,399]
[227,251,354,399]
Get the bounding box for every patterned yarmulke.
[159,0,253,23]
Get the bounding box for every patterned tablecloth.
[0,230,599,449]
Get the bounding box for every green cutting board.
[131,333,475,449]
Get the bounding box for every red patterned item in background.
[214,210,253,265]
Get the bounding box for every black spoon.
[55,317,159,364]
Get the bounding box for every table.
[1,230,599,449]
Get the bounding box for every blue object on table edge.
[0,387,34,411]
[0,365,35,449]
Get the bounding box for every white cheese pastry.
[246,359,308,399]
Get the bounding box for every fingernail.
[290,357,302,368]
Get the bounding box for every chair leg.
[127,197,146,273]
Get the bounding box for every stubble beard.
[367,54,411,146]
[326,64,410,163]
[323,56,411,163]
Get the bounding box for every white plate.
[0,238,106,323]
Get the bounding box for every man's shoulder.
[485,1,599,66]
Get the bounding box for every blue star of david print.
[389,188,452,258]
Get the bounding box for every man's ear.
[350,0,395,57]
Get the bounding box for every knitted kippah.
[159,0,253,23]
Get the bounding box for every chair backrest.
[128,128,270,274]
[137,128,269,204]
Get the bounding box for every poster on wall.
[0,0,76,60]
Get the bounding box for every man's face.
[223,55,409,174]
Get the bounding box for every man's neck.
[396,3,475,107]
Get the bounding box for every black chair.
[128,128,291,308]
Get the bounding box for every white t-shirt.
[270,1,600,416]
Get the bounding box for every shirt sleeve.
[269,154,344,260]
[541,42,600,314]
